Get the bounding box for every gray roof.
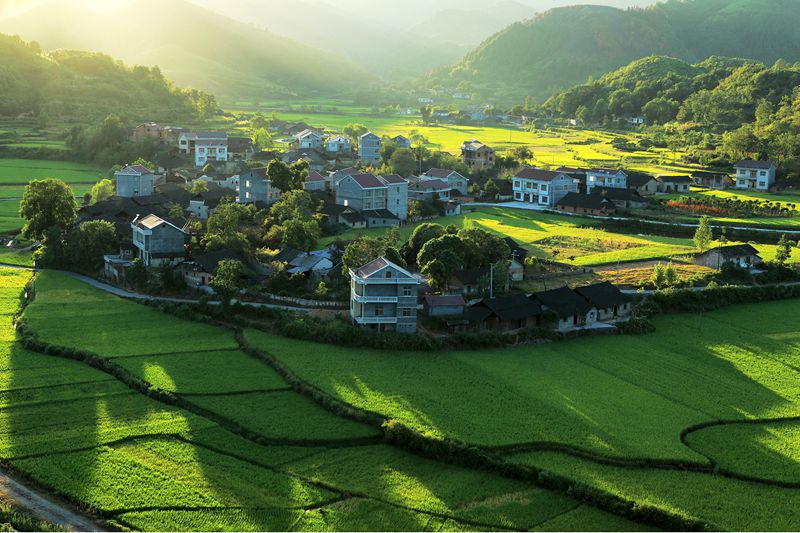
[424,168,453,178]
[574,282,630,309]
[734,160,774,170]
[515,168,568,182]
[657,175,693,184]
[533,286,594,317]
[351,173,386,189]
[698,244,761,259]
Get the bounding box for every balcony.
[353,277,407,284]
[353,316,398,325]
[352,293,398,304]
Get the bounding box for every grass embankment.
[12,270,639,531]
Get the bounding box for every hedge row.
[640,284,800,316]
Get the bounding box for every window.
[760,170,767,176]
[402,287,412,296]
[375,306,384,316]
[385,271,393,279]
[402,309,413,317]
[540,184,548,192]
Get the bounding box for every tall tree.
[693,216,713,251]
[20,179,76,240]
[210,259,246,308]
[90,179,115,204]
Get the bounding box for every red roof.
[306,170,326,182]
[515,168,566,182]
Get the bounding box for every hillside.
[424,0,800,101]
[0,0,373,100]
[0,33,214,125]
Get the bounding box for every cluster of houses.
[350,257,633,334]
[508,159,777,217]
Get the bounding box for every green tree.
[651,262,678,289]
[342,238,389,276]
[190,180,208,195]
[203,201,255,253]
[343,123,368,141]
[267,159,293,192]
[417,235,470,268]
[127,258,148,290]
[68,220,117,272]
[457,228,510,267]
[775,234,795,265]
[420,106,432,124]
[252,128,273,151]
[269,190,319,224]
[20,179,76,240]
[389,148,416,177]
[281,219,320,253]
[210,259,246,307]
[693,216,713,251]
[405,223,445,265]
[483,179,499,199]
[421,250,462,290]
[90,179,115,203]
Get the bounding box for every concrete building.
[131,214,186,267]
[326,135,352,153]
[178,132,228,167]
[734,160,776,191]
[421,168,469,195]
[378,174,409,221]
[349,257,421,333]
[115,165,155,198]
[586,168,627,193]
[461,139,495,170]
[239,167,281,205]
[359,132,382,165]
[512,168,578,207]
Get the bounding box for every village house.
[338,208,367,229]
[349,257,421,333]
[178,249,244,289]
[574,282,632,322]
[115,165,155,198]
[293,129,324,150]
[590,187,650,209]
[734,160,776,191]
[379,174,409,221]
[273,247,338,280]
[626,172,660,196]
[421,168,469,195]
[239,167,281,205]
[691,171,732,190]
[228,137,255,161]
[532,286,598,332]
[304,170,328,192]
[586,168,628,193]
[409,179,451,203]
[178,132,228,167]
[556,192,616,216]
[392,135,412,149]
[336,173,409,224]
[512,168,578,207]
[326,135,352,153]
[695,244,762,270]
[188,188,237,220]
[337,173,387,212]
[359,132,382,165]
[130,123,173,144]
[328,167,359,190]
[423,295,466,317]
[465,294,542,332]
[103,245,136,284]
[131,214,187,267]
[656,175,693,193]
[556,167,588,193]
[461,139,495,170]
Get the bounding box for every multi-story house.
[238,167,281,205]
[178,132,228,167]
[379,174,409,221]
[304,170,328,192]
[328,167,359,190]
[293,129,323,150]
[326,135,352,153]
[512,168,578,207]
[734,160,776,191]
[461,139,495,170]
[130,123,167,144]
[337,173,388,212]
[131,214,186,267]
[409,179,451,203]
[392,135,412,149]
[359,132,382,165]
[115,164,155,198]
[421,168,469,195]
[586,168,627,193]
[349,257,421,333]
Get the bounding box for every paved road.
[0,467,103,531]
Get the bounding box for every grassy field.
[324,206,780,267]
[12,270,646,531]
[0,159,104,186]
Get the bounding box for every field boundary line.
[179,388,293,397]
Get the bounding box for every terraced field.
[9,270,643,531]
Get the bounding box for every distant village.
[85,121,776,335]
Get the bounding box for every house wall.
[587,171,626,193]
[239,171,280,204]
[116,172,154,198]
[735,166,776,191]
[350,267,419,333]
[385,182,408,221]
[596,302,631,322]
[366,216,400,228]
[359,135,382,164]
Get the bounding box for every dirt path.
[0,467,104,531]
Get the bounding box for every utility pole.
[489,262,494,299]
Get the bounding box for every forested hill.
[0,33,217,125]
[0,0,373,100]
[423,0,800,101]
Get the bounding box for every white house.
[513,168,578,207]
[349,257,421,333]
[294,129,323,150]
[326,135,352,153]
[734,160,776,191]
[586,168,628,193]
[178,132,228,167]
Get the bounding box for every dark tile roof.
[188,249,243,275]
[241,167,268,179]
[734,160,774,170]
[362,209,399,220]
[627,172,656,188]
[351,173,385,189]
[533,286,594,317]
[698,244,761,259]
[469,294,542,322]
[340,210,366,224]
[355,257,390,277]
[379,174,407,185]
[228,137,254,153]
[306,170,326,182]
[414,179,450,191]
[425,295,466,307]
[657,175,693,184]
[574,282,630,309]
[194,187,237,209]
[691,171,729,179]
[515,168,566,182]
[557,192,615,211]
[424,168,453,178]
[590,187,647,203]
[120,164,153,175]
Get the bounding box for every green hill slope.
[0,33,213,125]
[425,0,800,101]
[0,0,373,100]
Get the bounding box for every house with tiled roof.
[392,135,412,149]
[304,170,328,192]
[326,135,352,154]
[293,129,323,150]
[349,257,421,333]
[586,168,627,193]
[531,286,597,332]
[734,160,776,191]
[378,174,409,221]
[461,139,495,170]
[556,192,616,216]
[409,178,452,203]
[131,214,187,267]
[421,168,469,195]
[691,171,732,190]
[512,167,578,207]
[335,173,409,224]
[359,132,382,165]
[115,165,155,198]
[239,167,281,205]
[656,175,693,193]
[178,132,228,167]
